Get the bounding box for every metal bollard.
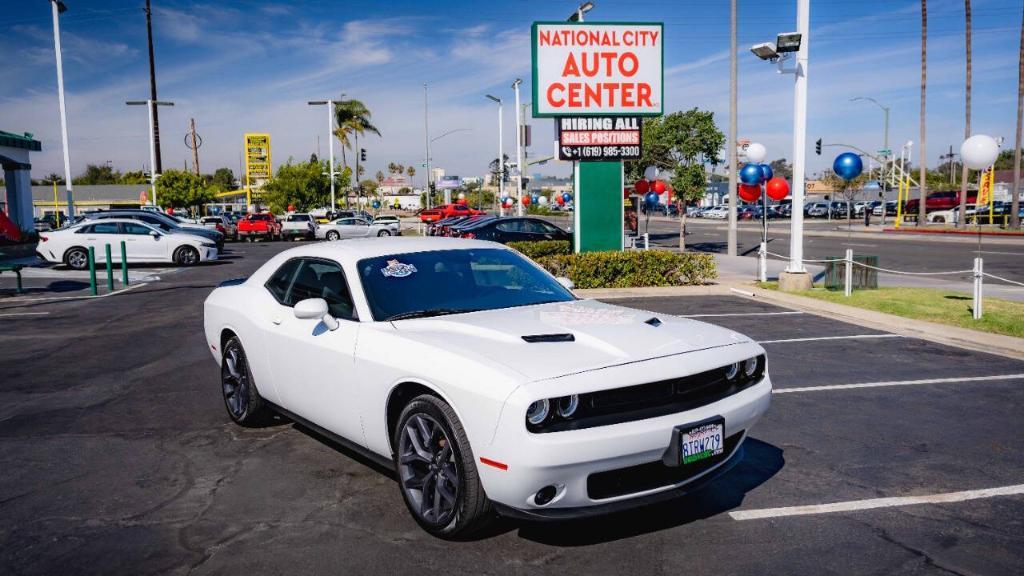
[643,233,649,250]
[120,241,129,286]
[972,257,984,319]
[758,242,767,283]
[88,246,97,296]
[105,244,114,291]
[844,248,853,297]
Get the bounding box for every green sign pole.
[574,161,624,253]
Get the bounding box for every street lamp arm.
[850,96,888,112]
[431,128,472,143]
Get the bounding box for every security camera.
[750,43,778,61]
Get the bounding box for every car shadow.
[511,438,784,546]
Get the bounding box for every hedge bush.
[507,240,571,260]
[535,250,716,289]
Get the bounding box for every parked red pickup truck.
[418,204,485,223]
[904,191,976,214]
[237,212,282,241]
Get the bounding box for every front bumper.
[477,349,771,516]
[201,246,218,261]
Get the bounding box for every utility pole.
[49,0,75,218]
[355,132,360,208]
[513,78,524,216]
[424,83,432,210]
[189,118,200,176]
[727,0,738,256]
[127,99,174,205]
[787,0,810,275]
[144,0,163,174]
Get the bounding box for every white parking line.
[774,373,1024,394]
[974,250,1024,256]
[729,484,1024,520]
[0,312,50,317]
[758,334,902,344]
[682,311,804,318]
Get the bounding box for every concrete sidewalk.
[713,252,1024,303]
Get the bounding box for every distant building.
[430,167,445,183]
[379,175,412,195]
[1,130,41,232]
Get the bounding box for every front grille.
[587,431,743,500]
[528,355,765,433]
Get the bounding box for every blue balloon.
[760,164,774,181]
[644,192,659,206]
[500,196,509,204]
[740,163,763,185]
[562,192,572,202]
[531,194,540,204]
[833,152,863,181]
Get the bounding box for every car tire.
[220,336,270,426]
[378,230,391,237]
[64,246,89,270]
[174,246,200,266]
[934,216,945,223]
[326,230,340,241]
[394,394,493,539]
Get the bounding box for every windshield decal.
[381,259,418,278]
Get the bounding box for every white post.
[498,100,504,217]
[51,0,75,218]
[644,232,649,250]
[147,99,158,206]
[513,79,524,217]
[844,248,853,297]
[787,0,810,273]
[424,83,431,210]
[759,241,768,283]
[973,257,984,319]
[327,99,336,211]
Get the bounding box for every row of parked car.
[426,214,572,244]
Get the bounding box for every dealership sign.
[436,175,462,190]
[557,116,642,161]
[532,22,663,117]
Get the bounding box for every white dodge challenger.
[203,237,771,538]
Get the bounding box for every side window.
[265,259,303,305]
[123,222,154,235]
[496,220,523,233]
[91,222,120,234]
[76,224,94,234]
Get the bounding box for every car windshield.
[289,214,311,222]
[357,248,574,321]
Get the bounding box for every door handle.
[272,317,282,325]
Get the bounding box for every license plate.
[679,418,724,466]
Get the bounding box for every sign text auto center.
[532,22,663,117]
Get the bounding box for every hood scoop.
[521,333,576,343]
[645,317,662,327]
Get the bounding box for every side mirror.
[293,298,339,330]
[556,277,575,291]
[150,231,160,238]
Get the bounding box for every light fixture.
[775,32,802,53]
[750,43,778,61]
[568,2,594,22]
[485,94,500,103]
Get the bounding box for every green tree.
[332,96,381,190]
[211,167,236,189]
[769,158,793,180]
[73,164,119,185]
[360,179,380,195]
[261,159,331,214]
[406,166,416,179]
[156,169,214,211]
[120,170,149,185]
[375,170,385,184]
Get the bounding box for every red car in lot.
[904,191,977,214]
[237,212,282,241]
[418,204,485,223]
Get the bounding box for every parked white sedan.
[37,219,218,269]
[203,237,771,538]
[316,217,395,241]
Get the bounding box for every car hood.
[390,299,751,381]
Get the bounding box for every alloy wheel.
[221,345,250,419]
[67,250,87,270]
[398,413,460,526]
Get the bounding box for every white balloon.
[457,192,466,200]
[746,142,767,164]
[960,134,999,170]
[538,196,549,205]
[643,165,659,181]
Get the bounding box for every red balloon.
[457,198,468,205]
[521,195,531,206]
[165,207,174,215]
[765,177,790,201]
[556,195,566,205]
[738,183,761,203]
[652,180,667,194]
[623,187,632,199]
[634,179,650,194]
[287,204,295,212]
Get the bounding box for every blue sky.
[1,0,1019,186]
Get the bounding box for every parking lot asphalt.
[2,241,1023,575]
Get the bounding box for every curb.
[691,223,1024,245]
[729,283,1024,360]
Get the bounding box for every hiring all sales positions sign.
[557,116,642,161]
[532,22,663,118]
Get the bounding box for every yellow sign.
[976,168,993,206]
[244,133,272,205]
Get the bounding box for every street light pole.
[512,78,524,216]
[486,95,504,215]
[424,83,431,210]
[308,100,339,211]
[727,0,738,257]
[851,96,890,183]
[49,0,75,218]
[787,0,810,274]
[127,99,174,206]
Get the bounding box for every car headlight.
[743,356,759,377]
[724,362,740,380]
[557,394,579,418]
[526,399,550,425]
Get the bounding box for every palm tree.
[332,96,381,178]
[958,0,972,227]
[387,162,398,175]
[375,170,385,185]
[407,166,416,179]
[918,0,928,226]
[1012,4,1023,229]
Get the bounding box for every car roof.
[279,236,505,261]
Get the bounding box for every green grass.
[757,283,1024,339]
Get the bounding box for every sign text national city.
[532,22,664,117]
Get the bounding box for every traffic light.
[360,148,367,162]
[815,139,822,156]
